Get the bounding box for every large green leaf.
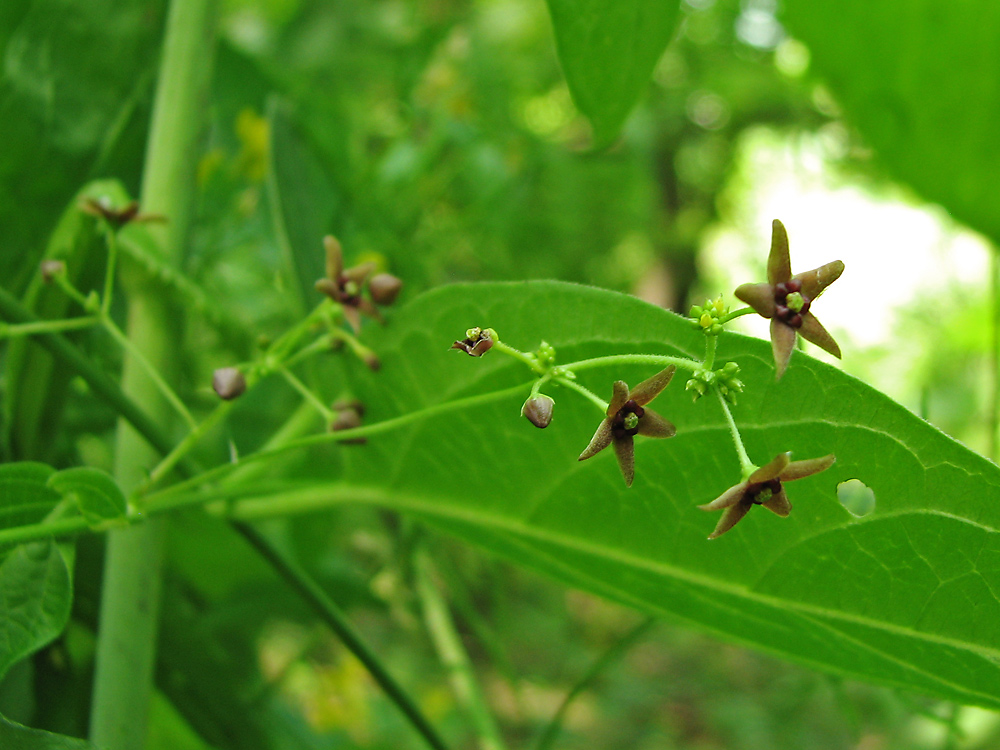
[545,0,682,147]
[0,541,71,680]
[0,714,95,750]
[266,97,340,314]
[781,0,1000,243]
[232,281,1000,707]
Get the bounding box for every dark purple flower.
[699,452,835,539]
[578,366,677,487]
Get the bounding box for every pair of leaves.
[226,279,1000,709]
[0,463,126,682]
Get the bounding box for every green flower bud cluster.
[535,341,557,368]
[685,361,744,404]
[688,296,728,336]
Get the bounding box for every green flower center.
[623,412,640,431]
[786,291,805,312]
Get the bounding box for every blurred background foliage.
[1,0,998,747]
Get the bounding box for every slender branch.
[532,617,657,750]
[141,381,535,508]
[414,543,507,750]
[0,316,98,338]
[102,228,119,316]
[560,353,701,374]
[279,367,336,421]
[715,388,754,475]
[102,315,198,429]
[702,335,718,371]
[554,376,608,413]
[717,306,757,325]
[492,339,545,375]
[232,521,451,750]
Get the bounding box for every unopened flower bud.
[368,273,403,305]
[685,378,707,401]
[451,327,495,357]
[332,398,365,417]
[521,394,555,428]
[212,367,247,400]
[362,351,381,371]
[40,260,66,282]
[330,403,366,444]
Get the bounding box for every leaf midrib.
[229,482,1000,668]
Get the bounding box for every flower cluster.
[315,235,403,333]
[450,218,844,539]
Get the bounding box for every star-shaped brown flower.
[699,452,835,539]
[578,366,677,487]
[315,235,390,333]
[735,219,844,379]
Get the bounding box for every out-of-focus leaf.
[0,714,95,750]
[0,0,161,295]
[266,97,340,313]
[781,0,1000,242]
[545,0,682,147]
[2,180,124,462]
[0,463,59,540]
[47,468,126,527]
[228,282,1000,708]
[0,541,71,680]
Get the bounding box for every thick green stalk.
[89,1,215,748]
[415,545,508,750]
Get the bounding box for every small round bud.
[722,361,740,376]
[699,313,713,328]
[368,273,403,305]
[40,260,66,283]
[362,351,382,371]
[521,394,555,428]
[330,404,367,444]
[713,297,726,315]
[212,367,247,400]
[689,305,704,318]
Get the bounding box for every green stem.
[554,375,608,413]
[715,388,754,475]
[532,617,656,750]
[493,339,545,374]
[233,521,451,750]
[90,1,216,749]
[142,381,534,509]
[282,333,336,370]
[717,306,757,325]
[142,396,241,490]
[329,327,379,369]
[0,288,192,476]
[279,367,336,421]
[703,335,718,371]
[414,543,507,750]
[560,353,701,374]
[102,315,198,429]
[0,316,98,338]
[102,228,119,316]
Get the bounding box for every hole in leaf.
[837,479,876,517]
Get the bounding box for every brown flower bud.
[330,403,366,444]
[40,260,67,283]
[368,273,403,306]
[212,367,247,400]
[521,395,555,428]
